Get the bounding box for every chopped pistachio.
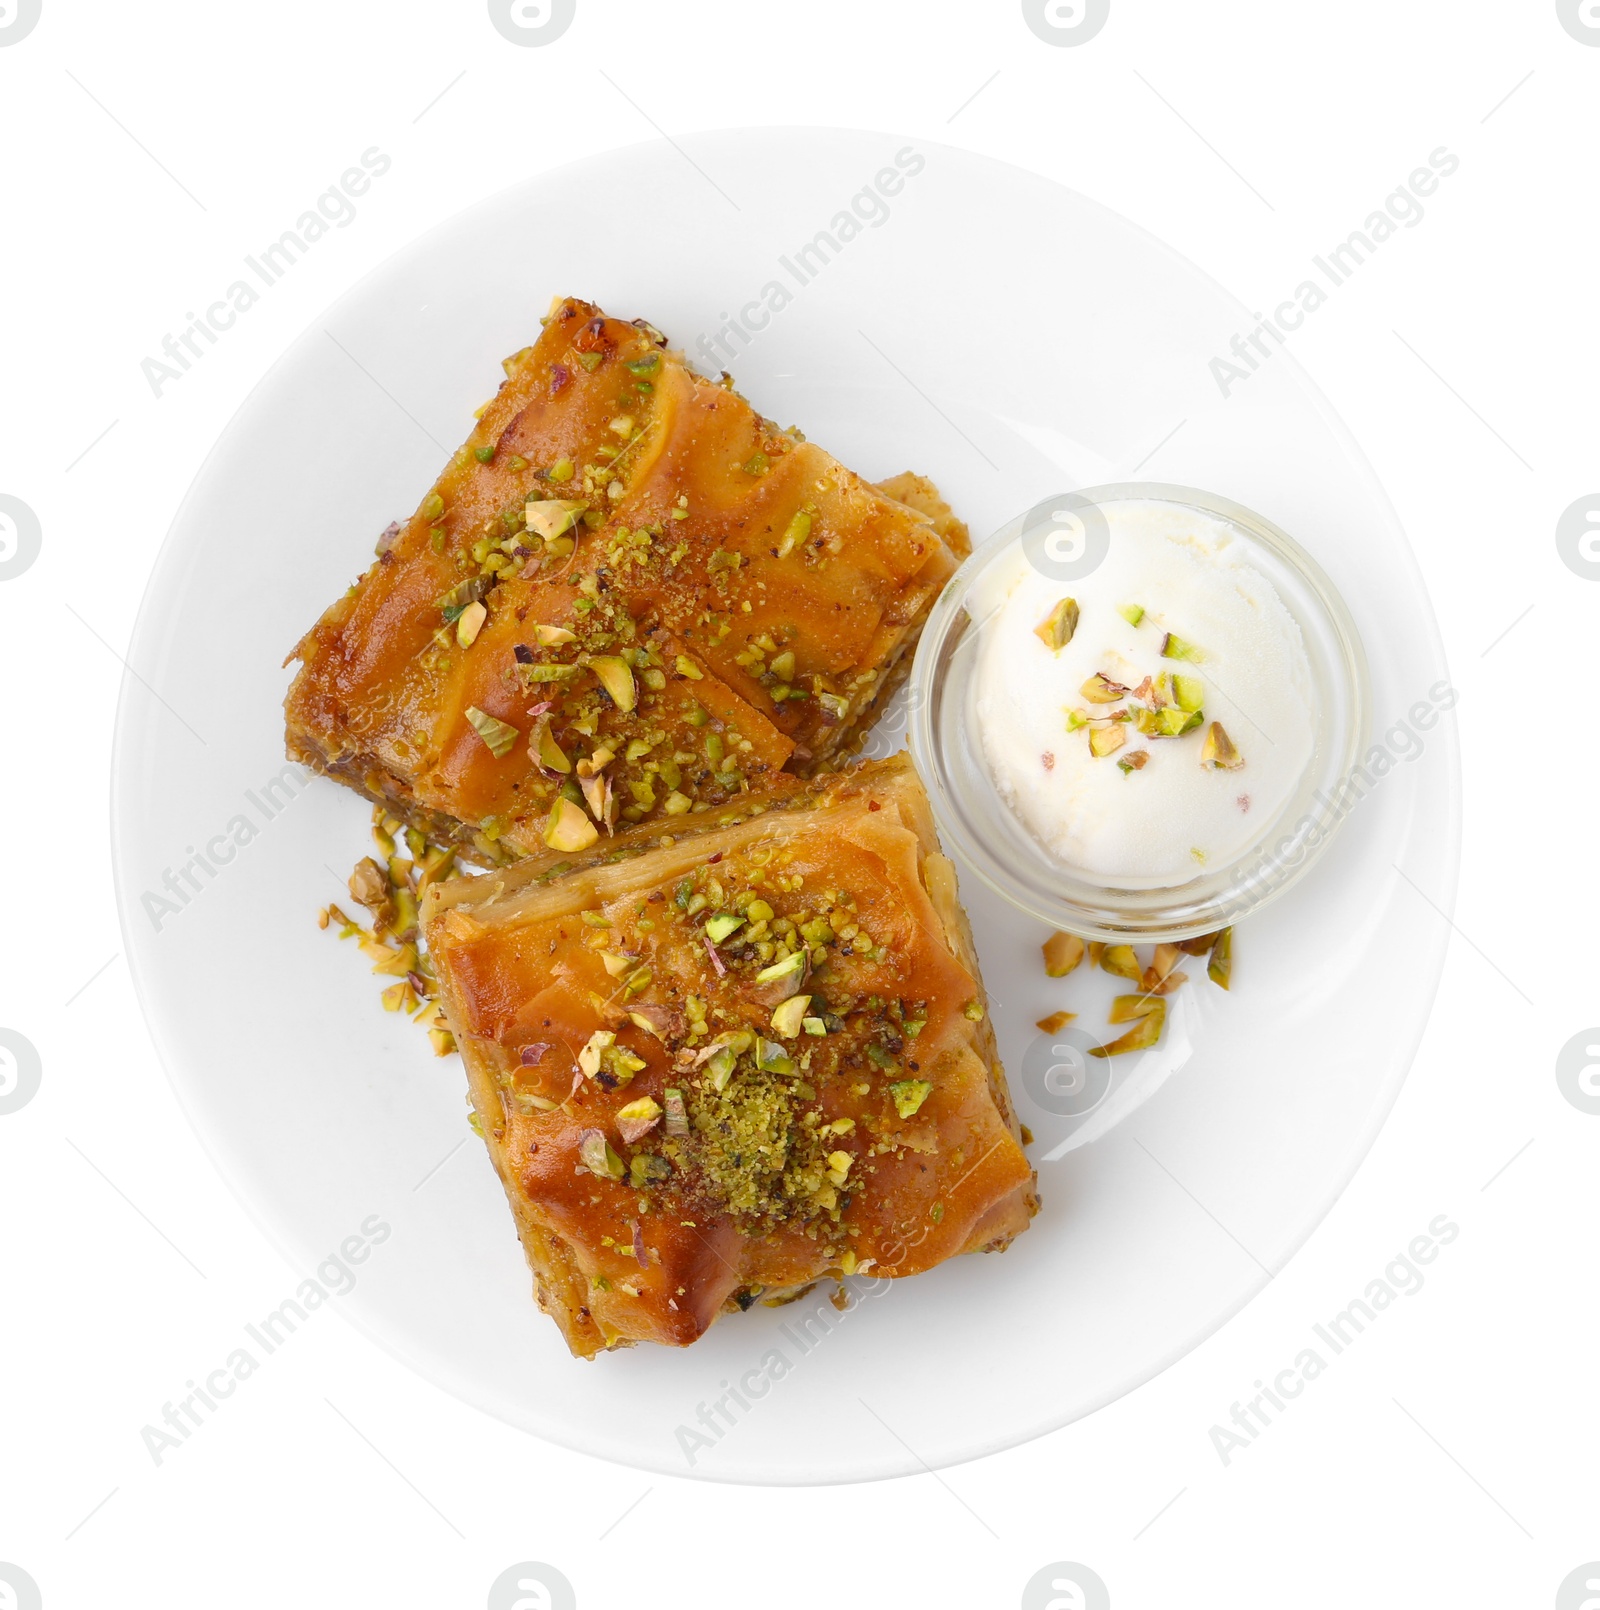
[535,623,577,647]
[530,715,572,775]
[1034,596,1081,652]
[578,1128,625,1181]
[455,600,487,647]
[778,509,812,558]
[1089,1001,1166,1057]
[380,980,413,1013]
[524,499,587,541]
[1065,708,1090,731]
[755,1038,797,1077]
[544,796,598,852]
[1200,722,1243,770]
[474,444,495,463]
[755,950,806,986]
[1108,993,1165,1023]
[703,1044,738,1091]
[588,655,638,713]
[1119,603,1145,626]
[1161,631,1204,662]
[741,451,770,476]
[1146,942,1182,992]
[422,492,445,520]
[616,1096,662,1144]
[1036,1010,1077,1033]
[1088,723,1126,758]
[547,458,574,483]
[1042,931,1086,978]
[577,1030,616,1080]
[1208,926,1234,989]
[770,994,811,1039]
[577,768,614,832]
[1173,674,1205,712]
[1100,944,1142,982]
[663,1087,689,1136]
[704,912,745,944]
[888,1079,932,1118]
[802,1017,827,1036]
[1081,671,1130,704]
[770,649,796,682]
[1117,750,1150,774]
[675,655,703,680]
[629,1153,671,1189]
[465,706,519,759]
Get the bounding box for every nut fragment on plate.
[1100,944,1142,982]
[1042,931,1086,978]
[1091,999,1166,1057]
[1207,926,1234,989]
[1032,929,1239,1067]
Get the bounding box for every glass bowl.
[907,482,1369,943]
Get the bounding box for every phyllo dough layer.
[285,297,968,866]
[422,754,1035,1357]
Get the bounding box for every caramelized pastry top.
[286,299,965,862]
[424,757,1033,1355]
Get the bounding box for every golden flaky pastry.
[285,297,968,865]
[422,755,1035,1357]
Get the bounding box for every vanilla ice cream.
[970,499,1315,887]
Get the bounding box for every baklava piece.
[422,754,1035,1357]
[285,298,968,865]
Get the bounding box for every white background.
[1,2,1595,1606]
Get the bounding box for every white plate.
[112,129,1459,1484]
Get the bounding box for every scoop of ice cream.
[971,499,1315,888]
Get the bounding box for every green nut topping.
[1034,597,1081,651]
[464,706,519,759]
[770,994,811,1039]
[888,1079,932,1118]
[755,950,806,985]
[578,1129,625,1181]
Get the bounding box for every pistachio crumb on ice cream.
[972,499,1315,886]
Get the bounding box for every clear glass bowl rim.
[906,480,1371,943]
